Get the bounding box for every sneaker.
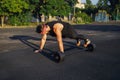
[84,39,91,47]
[76,39,81,46]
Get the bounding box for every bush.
[8,16,20,26]
[75,12,92,23]
[8,12,32,26]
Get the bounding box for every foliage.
[74,8,92,23]
[0,0,29,27]
[39,0,71,17]
[86,0,92,5]
[97,0,110,10]
[0,0,29,15]
[96,0,120,20]
[109,0,119,10]
[65,0,78,7]
[81,0,97,19]
[64,0,78,14]
[111,4,120,20]
[8,12,32,26]
[26,0,40,18]
[0,0,99,25]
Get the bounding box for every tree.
[109,0,120,20]
[0,0,29,27]
[97,0,110,10]
[83,0,97,16]
[109,0,119,10]
[96,0,120,20]
[27,0,40,18]
[65,0,78,15]
[74,8,92,23]
[86,0,92,5]
[65,0,78,7]
[39,0,71,17]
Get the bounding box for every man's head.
[36,24,50,34]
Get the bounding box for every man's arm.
[56,29,64,53]
[53,23,64,53]
[39,34,47,50]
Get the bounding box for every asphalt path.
[0,24,120,80]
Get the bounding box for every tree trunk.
[1,16,4,27]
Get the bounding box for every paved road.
[0,24,120,80]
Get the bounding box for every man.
[35,21,91,56]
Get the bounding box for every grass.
[0,23,39,28]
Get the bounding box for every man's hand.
[34,49,42,53]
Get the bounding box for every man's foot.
[84,39,91,47]
[76,40,81,46]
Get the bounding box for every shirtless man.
[35,21,91,56]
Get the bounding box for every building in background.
[75,0,85,9]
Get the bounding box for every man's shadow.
[9,35,82,63]
[10,35,39,50]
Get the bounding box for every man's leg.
[62,25,91,47]
[76,34,91,47]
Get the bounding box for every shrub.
[75,12,92,23]
[8,12,32,26]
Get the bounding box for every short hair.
[35,23,47,33]
[36,24,42,33]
